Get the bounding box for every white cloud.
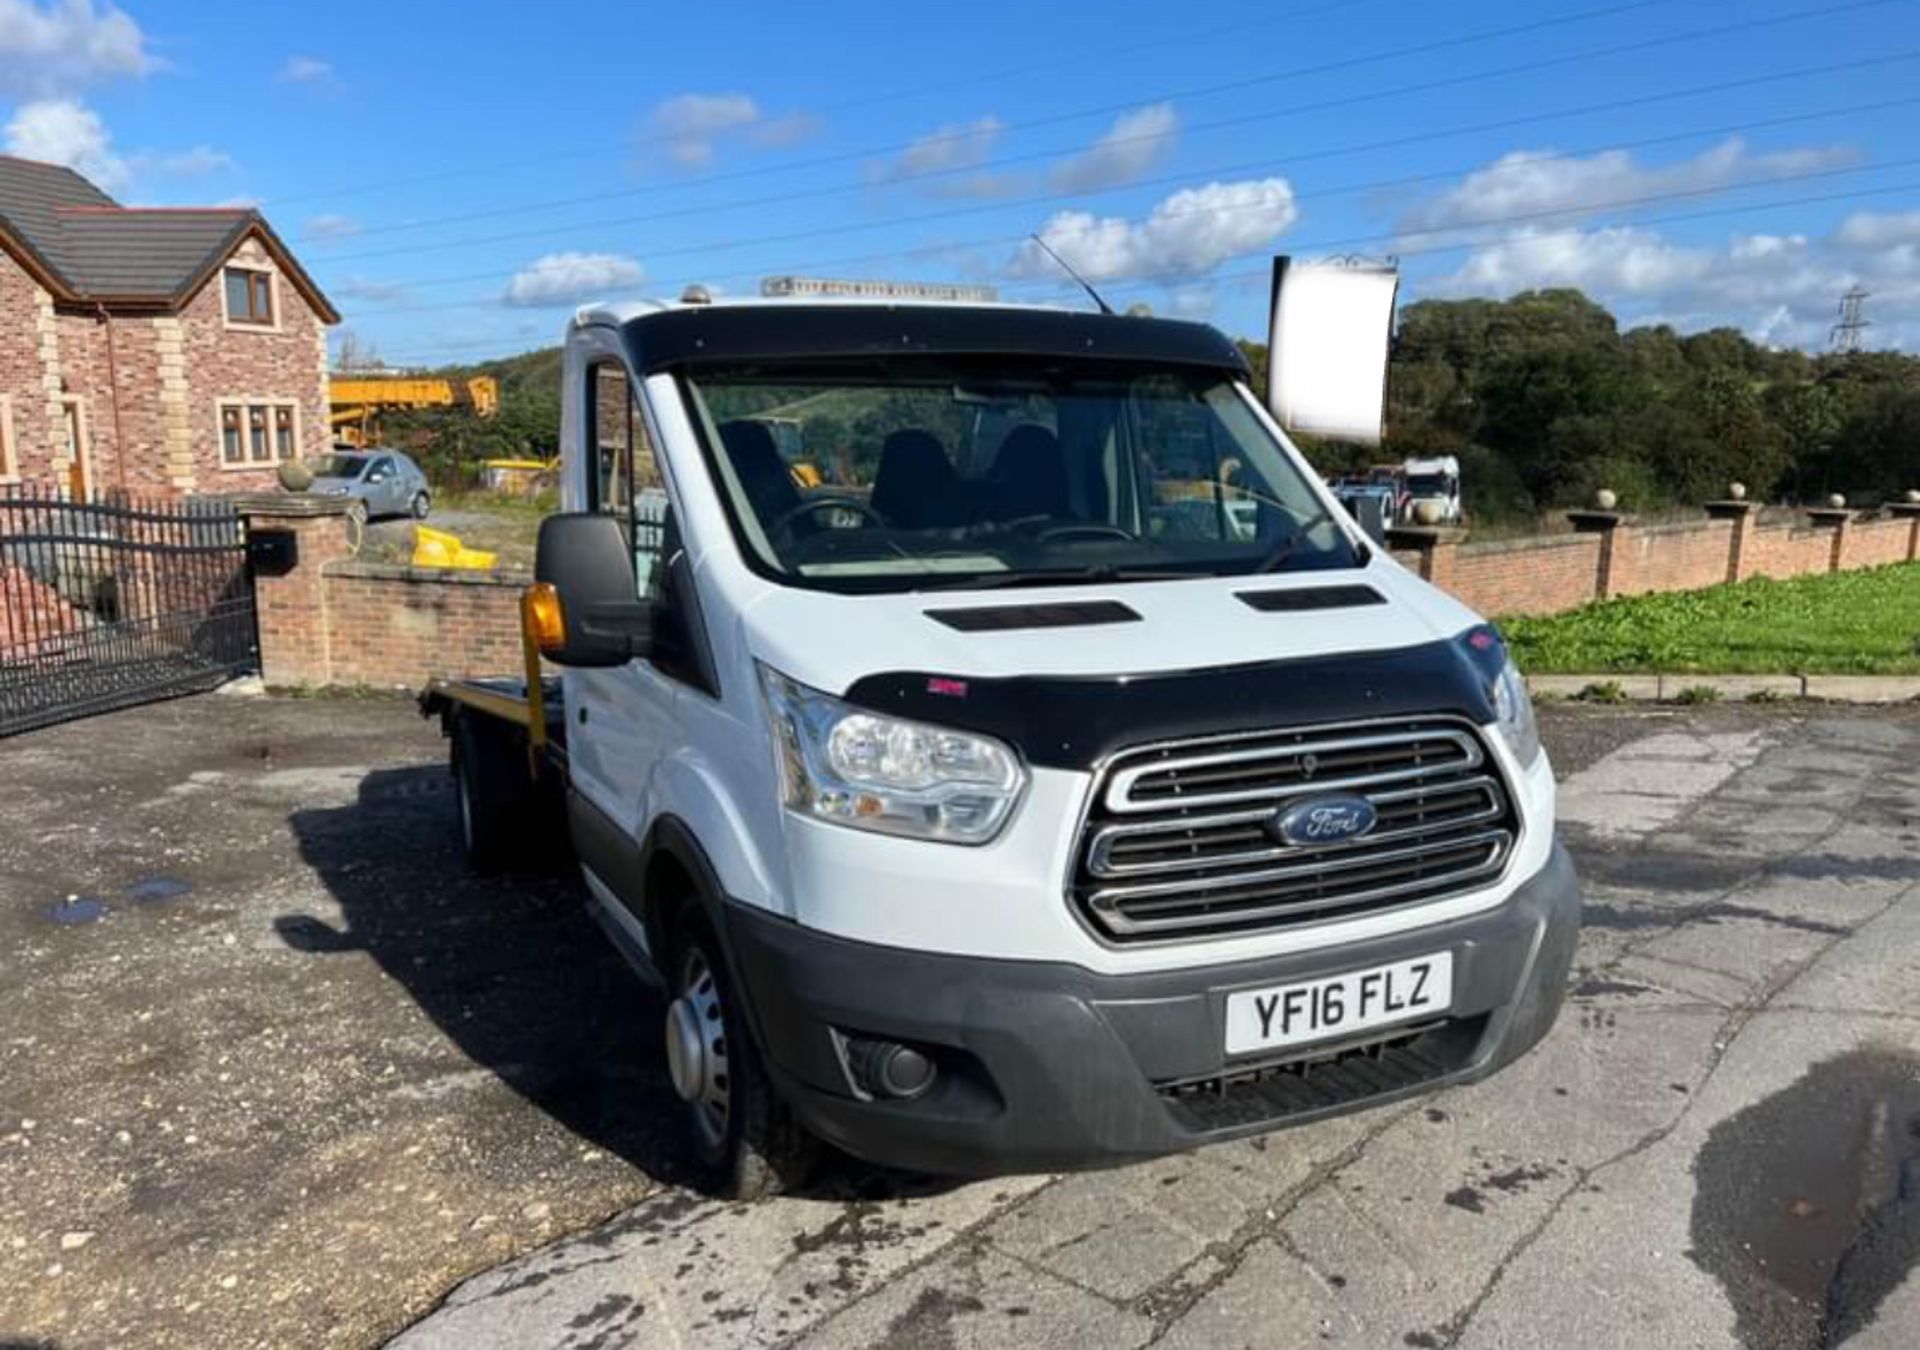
[893,116,1004,177]
[1424,218,1920,351]
[644,92,819,166]
[649,92,759,166]
[749,109,822,150]
[1049,103,1179,193]
[0,0,153,99]
[1401,138,1857,236]
[1834,210,1920,250]
[141,145,233,177]
[304,213,360,241]
[4,97,124,189]
[1433,225,1713,298]
[278,55,335,86]
[867,115,1022,198]
[334,276,407,304]
[503,251,644,307]
[1012,177,1299,283]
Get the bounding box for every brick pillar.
[230,494,351,687]
[1887,501,1920,561]
[1806,506,1852,572]
[1386,526,1465,591]
[1565,510,1627,600]
[1703,500,1760,582]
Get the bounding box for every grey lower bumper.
[722,842,1580,1176]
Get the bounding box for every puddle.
[1690,1048,1920,1349]
[45,895,109,924]
[126,875,192,904]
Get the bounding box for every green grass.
[1502,563,1920,675]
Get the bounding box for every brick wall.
[1612,520,1735,595]
[178,236,332,494]
[1845,517,1914,569]
[321,563,527,687]
[236,501,1920,689]
[1742,521,1839,580]
[0,251,57,485]
[1394,505,1919,621]
[1447,535,1602,617]
[2,236,329,499]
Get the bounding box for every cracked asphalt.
[3,695,1918,1349]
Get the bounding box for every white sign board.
[1265,257,1399,447]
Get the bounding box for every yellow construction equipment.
[330,376,500,446]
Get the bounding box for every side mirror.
[533,513,651,668]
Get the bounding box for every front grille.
[1071,717,1517,942]
[1158,1016,1486,1133]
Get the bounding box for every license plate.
[1224,952,1454,1056]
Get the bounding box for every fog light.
[845,1036,937,1100]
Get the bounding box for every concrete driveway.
[2,695,1917,1350]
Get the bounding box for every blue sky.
[5,0,1917,365]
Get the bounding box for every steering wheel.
[769,494,891,537]
[1035,522,1136,544]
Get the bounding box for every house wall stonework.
[0,251,56,481]
[1,234,331,499]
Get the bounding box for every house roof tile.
[0,155,337,321]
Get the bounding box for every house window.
[218,400,300,468]
[224,266,274,325]
[0,395,16,480]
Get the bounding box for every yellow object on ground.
[412,525,499,570]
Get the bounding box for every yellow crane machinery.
[329,376,500,446]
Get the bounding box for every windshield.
[1407,473,1453,496]
[681,359,1359,593]
[313,453,369,480]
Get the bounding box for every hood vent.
[1236,584,1386,613]
[927,600,1142,633]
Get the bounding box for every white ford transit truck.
[429,278,1579,1198]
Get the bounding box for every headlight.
[1460,626,1540,769]
[758,664,1026,844]
[1491,656,1541,769]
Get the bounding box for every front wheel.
[665,909,819,1199]
[410,491,431,520]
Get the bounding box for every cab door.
[561,354,683,843]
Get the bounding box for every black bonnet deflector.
[842,636,1493,771]
[926,600,1142,633]
[1236,585,1386,612]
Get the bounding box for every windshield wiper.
[916,565,1195,592]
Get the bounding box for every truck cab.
[463,289,1579,1197]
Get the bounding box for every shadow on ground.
[273,763,956,1202]
[275,764,710,1188]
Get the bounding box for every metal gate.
[0,487,257,737]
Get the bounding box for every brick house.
[0,154,339,500]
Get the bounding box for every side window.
[587,360,667,599]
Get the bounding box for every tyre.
[347,498,370,527]
[664,905,820,1200]
[451,713,529,874]
[411,491,431,520]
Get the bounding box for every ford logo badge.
[1271,795,1378,846]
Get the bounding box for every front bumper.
[721,842,1580,1177]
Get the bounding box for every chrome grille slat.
[1070,717,1518,943]
[1088,775,1508,878]
[1104,728,1483,815]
